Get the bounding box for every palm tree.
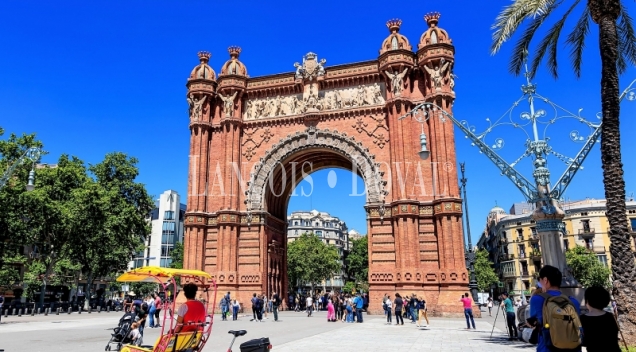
[491,0,636,344]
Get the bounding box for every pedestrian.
[220,292,230,321]
[409,294,418,324]
[353,293,364,323]
[461,293,476,329]
[250,293,259,322]
[154,293,162,327]
[148,293,157,328]
[232,299,240,321]
[529,265,582,352]
[394,293,404,325]
[487,297,493,316]
[306,295,313,317]
[345,299,354,323]
[0,294,4,323]
[385,295,393,325]
[501,292,518,340]
[327,299,336,322]
[580,286,620,352]
[261,293,267,320]
[417,296,429,327]
[271,292,280,322]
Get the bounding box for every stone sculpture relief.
[384,68,409,96]
[219,92,238,117]
[294,52,326,81]
[424,58,450,90]
[243,83,385,120]
[187,93,206,121]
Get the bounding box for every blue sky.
[1,1,635,241]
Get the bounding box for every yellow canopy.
[116,266,212,284]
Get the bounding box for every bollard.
[3,309,7,317]
[56,308,59,315]
[12,308,16,316]
[78,307,81,314]
[88,307,91,314]
[44,308,48,316]
[68,307,72,314]
[31,308,34,316]
[37,307,41,315]
[18,309,22,317]
[107,306,110,313]
[97,306,101,313]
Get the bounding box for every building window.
[564,239,570,251]
[316,231,323,237]
[581,212,588,216]
[629,218,636,230]
[294,221,298,226]
[391,36,399,50]
[164,211,175,220]
[430,30,438,44]
[584,238,593,250]
[597,254,608,267]
[160,258,172,267]
[582,219,591,232]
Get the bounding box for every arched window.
[229,62,237,75]
[431,31,438,44]
[391,36,399,50]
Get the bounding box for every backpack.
[540,293,582,350]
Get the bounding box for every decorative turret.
[217,46,248,120]
[379,19,412,54]
[416,12,455,98]
[186,51,217,124]
[189,51,216,81]
[378,18,415,100]
[220,46,248,77]
[418,12,452,48]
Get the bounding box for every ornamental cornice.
[378,49,416,70]
[189,121,214,130]
[416,42,455,64]
[239,104,386,129]
[431,198,463,216]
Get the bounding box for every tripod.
[489,303,511,339]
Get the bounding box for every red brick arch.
[183,14,476,316]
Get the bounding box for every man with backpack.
[271,292,281,322]
[250,293,261,322]
[529,265,582,352]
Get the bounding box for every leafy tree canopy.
[474,249,499,292]
[287,232,341,291]
[345,236,368,284]
[566,246,611,288]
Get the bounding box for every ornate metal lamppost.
[0,147,42,191]
[400,64,636,293]
[459,162,479,301]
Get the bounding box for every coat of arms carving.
[294,52,326,80]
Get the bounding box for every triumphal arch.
[183,13,472,316]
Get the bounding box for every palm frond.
[529,0,581,78]
[491,0,558,54]
[617,2,636,74]
[565,7,591,78]
[509,2,560,75]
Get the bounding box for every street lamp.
[399,63,636,293]
[0,146,42,191]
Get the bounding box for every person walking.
[220,292,230,321]
[353,293,364,323]
[394,293,404,325]
[271,292,280,322]
[148,293,157,328]
[580,286,620,352]
[461,293,476,329]
[153,294,163,327]
[0,294,4,323]
[327,299,336,322]
[501,292,518,340]
[385,295,393,325]
[409,294,418,324]
[306,295,313,317]
[261,293,267,320]
[232,299,240,321]
[417,296,429,327]
[250,293,259,322]
[487,297,493,317]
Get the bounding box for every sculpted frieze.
[243,83,386,120]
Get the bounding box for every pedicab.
[114,266,216,352]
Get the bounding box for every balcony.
[502,271,517,278]
[500,254,515,261]
[578,228,596,239]
[529,233,540,242]
[518,252,527,259]
[531,250,542,260]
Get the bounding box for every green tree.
[170,242,184,269]
[491,1,636,342]
[474,249,499,292]
[129,282,158,297]
[566,246,611,288]
[345,236,368,285]
[65,152,153,294]
[287,232,341,293]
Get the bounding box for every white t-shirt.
[128,328,141,342]
[487,300,493,308]
[385,300,393,309]
[306,297,313,307]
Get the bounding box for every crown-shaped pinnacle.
[386,19,402,33]
[228,46,242,59]
[198,51,211,63]
[424,12,441,28]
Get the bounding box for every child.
[580,286,621,352]
[128,322,143,346]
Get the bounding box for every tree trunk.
[598,13,636,346]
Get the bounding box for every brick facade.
[183,13,477,317]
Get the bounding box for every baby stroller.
[104,311,136,351]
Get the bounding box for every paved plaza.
[0,308,533,352]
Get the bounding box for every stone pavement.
[0,309,533,352]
